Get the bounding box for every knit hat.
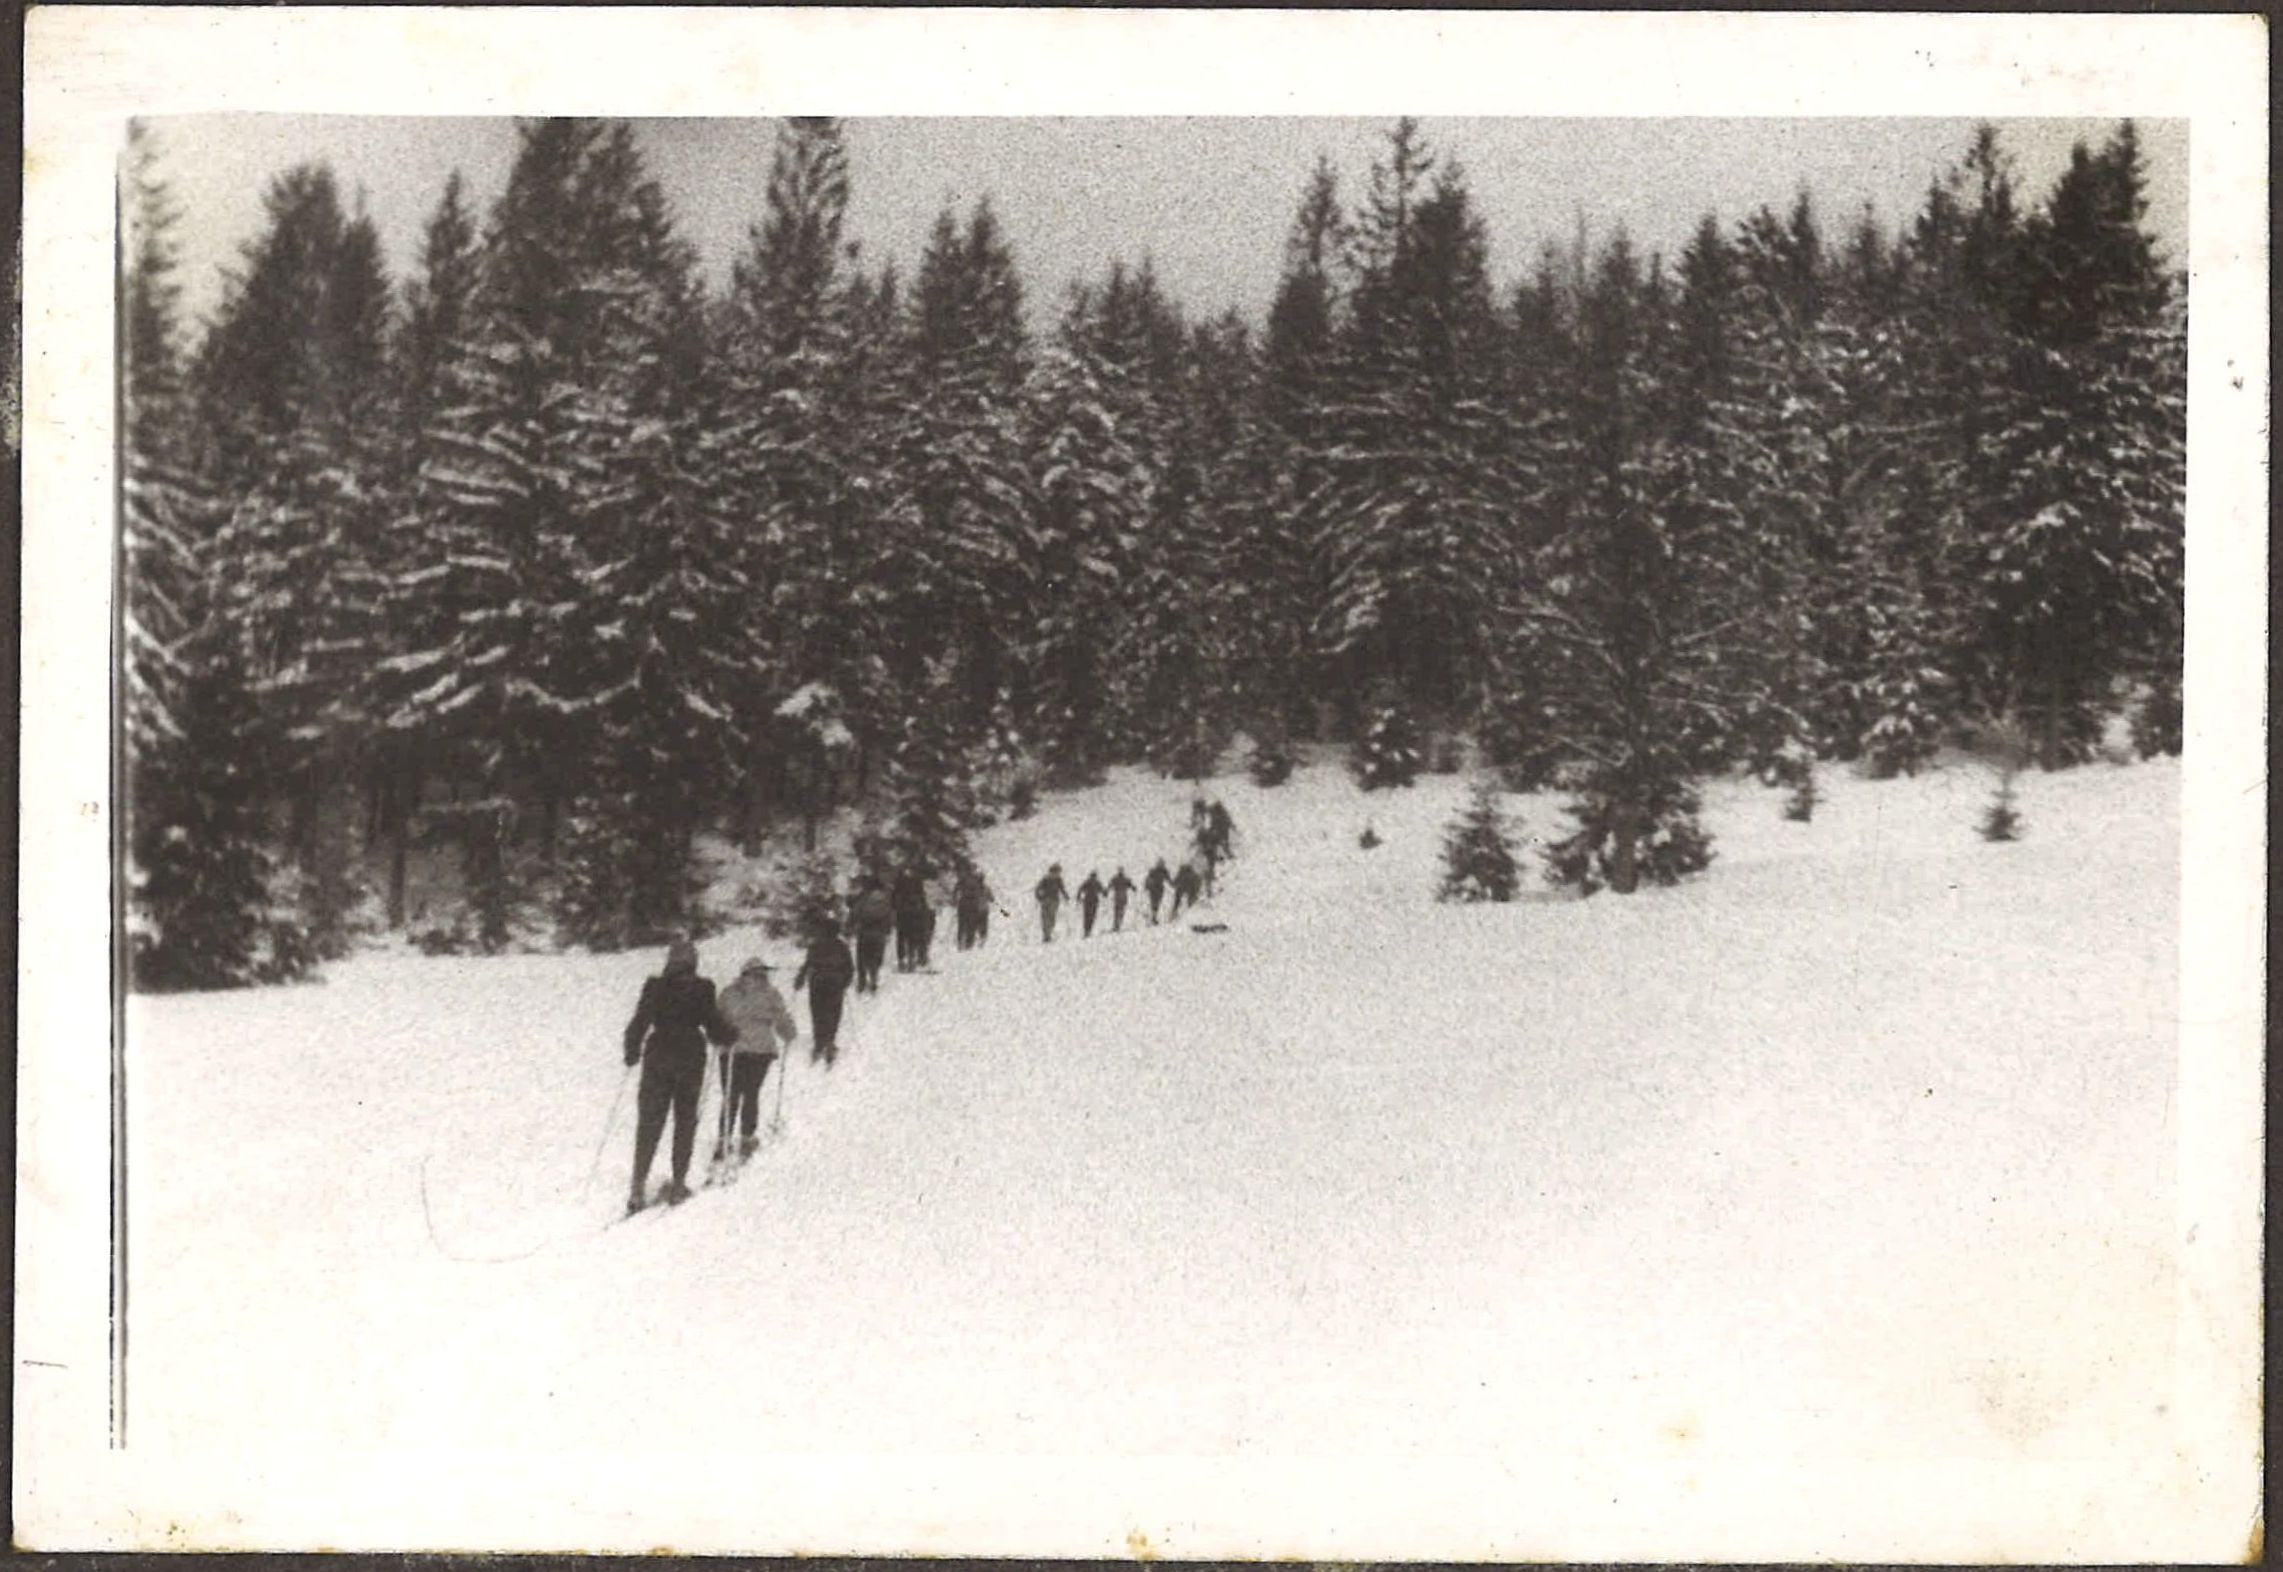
[740,954,776,975]
[665,935,698,973]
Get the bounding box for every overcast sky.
[149,116,2187,333]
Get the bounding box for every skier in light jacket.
[716,955,797,1159]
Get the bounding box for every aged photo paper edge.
[16,7,2269,1559]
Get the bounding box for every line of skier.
[1032,797,1237,943]
[618,796,1240,1213]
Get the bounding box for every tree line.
[121,116,2183,988]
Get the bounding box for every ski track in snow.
[127,755,2178,1471]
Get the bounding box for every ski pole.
[717,1050,734,1163]
[586,1061,637,1185]
[770,1039,789,1135]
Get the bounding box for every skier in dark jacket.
[793,918,856,1067]
[1144,858,1172,924]
[1035,864,1070,944]
[1170,858,1202,918]
[1205,800,1236,863]
[1107,867,1136,931]
[915,900,938,970]
[1076,870,1106,938]
[891,866,929,972]
[951,866,978,950]
[623,935,738,1213]
[851,877,894,994]
[956,865,994,949]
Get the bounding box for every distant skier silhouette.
[792,917,855,1067]
[1107,867,1135,931]
[1170,859,1202,918]
[1076,870,1106,938]
[1035,863,1070,944]
[850,875,893,994]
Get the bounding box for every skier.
[850,875,893,994]
[959,865,995,949]
[1170,858,1202,918]
[1193,833,1220,900]
[715,954,796,1161]
[1076,870,1106,938]
[952,864,980,950]
[622,935,739,1214]
[1035,863,1070,944]
[1206,799,1236,863]
[891,865,929,973]
[1107,866,1136,932]
[915,898,938,970]
[792,916,856,1067]
[1144,858,1171,924]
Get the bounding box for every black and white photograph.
[16,9,2267,1561]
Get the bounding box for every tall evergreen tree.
[880,200,1033,727]
[1964,124,2183,765]
[122,123,286,990]
[719,118,859,838]
[1226,158,1346,739]
[1312,122,1518,727]
[370,168,481,927]
[195,163,396,954]
[120,123,199,772]
[1525,237,1731,895]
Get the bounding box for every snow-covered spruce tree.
[119,124,200,781]
[2133,670,2183,758]
[888,662,979,880]
[1311,122,1520,734]
[966,689,1032,825]
[552,781,640,950]
[1782,756,1822,822]
[1944,124,2181,769]
[1472,259,1575,793]
[370,168,482,929]
[1023,329,1145,783]
[1130,309,1250,780]
[878,199,1034,733]
[1525,237,1734,897]
[118,124,259,989]
[194,162,396,959]
[1247,728,1297,787]
[1221,159,1344,741]
[1350,681,1424,791]
[719,118,874,835]
[767,849,843,943]
[771,680,858,851]
[416,122,734,941]
[1438,776,1522,902]
[129,622,297,990]
[1980,769,2024,842]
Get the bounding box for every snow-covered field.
[124,754,2180,1544]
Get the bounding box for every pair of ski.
[614,1054,786,1226]
[613,1134,771,1225]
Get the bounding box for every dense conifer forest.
[120,116,2184,987]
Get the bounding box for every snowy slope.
[123,755,2180,1539]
